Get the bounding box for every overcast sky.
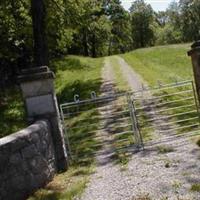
[121,0,179,12]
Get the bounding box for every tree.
[0,0,32,88]
[31,0,48,67]
[179,0,200,41]
[69,0,111,57]
[155,1,182,45]
[106,0,132,54]
[130,0,155,48]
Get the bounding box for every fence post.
[188,41,200,103]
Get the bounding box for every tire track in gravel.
[77,57,134,200]
[77,56,200,200]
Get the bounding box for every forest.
[0,0,200,88]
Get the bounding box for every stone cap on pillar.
[188,40,200,56]
[18,66,55,83]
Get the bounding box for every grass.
[0,88,25,138]
[190,183,200,192]
[157,145,175,154]
[28,167,90,200]
[27,55,104,200]
[121,43,200,135]
[55,55,103,103]
[109,56,131,92]
[121,43,193,86]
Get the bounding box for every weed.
[157,145,174,154]
[132,193,152,200]
[165,162,170,168]
[196,138,200,147]
[190,183,200,192]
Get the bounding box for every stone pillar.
[188,41,200,103]
[18,66,68,172]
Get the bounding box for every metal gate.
[130,80,200,145]
[60,80,200,159]
[60,92,143,158]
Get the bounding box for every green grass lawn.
[121,43,193,85]
[122,43,200,137]
[55,55,103,103]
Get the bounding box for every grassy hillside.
[121,43,193,85]
[122,43,200,139]
[55,56,103,103]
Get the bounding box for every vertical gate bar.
[127,93,137,141]
[131,96,144,150]
[60,105,72,158]
[191,81,200,124]
[127,93,144,150]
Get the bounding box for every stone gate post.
[18,66,68,171]
[188,41,200,103]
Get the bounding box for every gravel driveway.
[77,56,200,200]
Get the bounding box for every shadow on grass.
[0,88,25,138]
[29,192,61,200]
[57,78,102,103]
[66,108,103,167]
[52,56,90,73]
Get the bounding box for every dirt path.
[78,56,200,200]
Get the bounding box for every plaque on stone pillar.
[25,94,56,117]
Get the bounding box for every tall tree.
[130,0,155,48]
[106,0,132,54]
[31,0,48,67]
[179,0,200,41]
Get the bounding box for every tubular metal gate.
[131,80,200,144]
[60,80,200,157]
[60,92,143,157]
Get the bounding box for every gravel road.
[77,56,200,200]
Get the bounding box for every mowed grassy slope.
[122,43,200,139]
[55,56,103,103]
[121,43,193,85]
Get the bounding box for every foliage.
[179,0,200,41]
[155,24,182,45]
[0,88,25,138]
[107,0,132,54]
[130,0,155,48]
[1,0,200,88]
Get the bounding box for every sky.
[121,0,179,12]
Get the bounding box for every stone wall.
[0,120,57,200]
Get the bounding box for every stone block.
[9,152,22,164]
[22,144,39,159]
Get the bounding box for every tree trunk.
[91,34,96,58]
[31,0,49,67]
[108,38,112,56]
[83,29,89,56]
